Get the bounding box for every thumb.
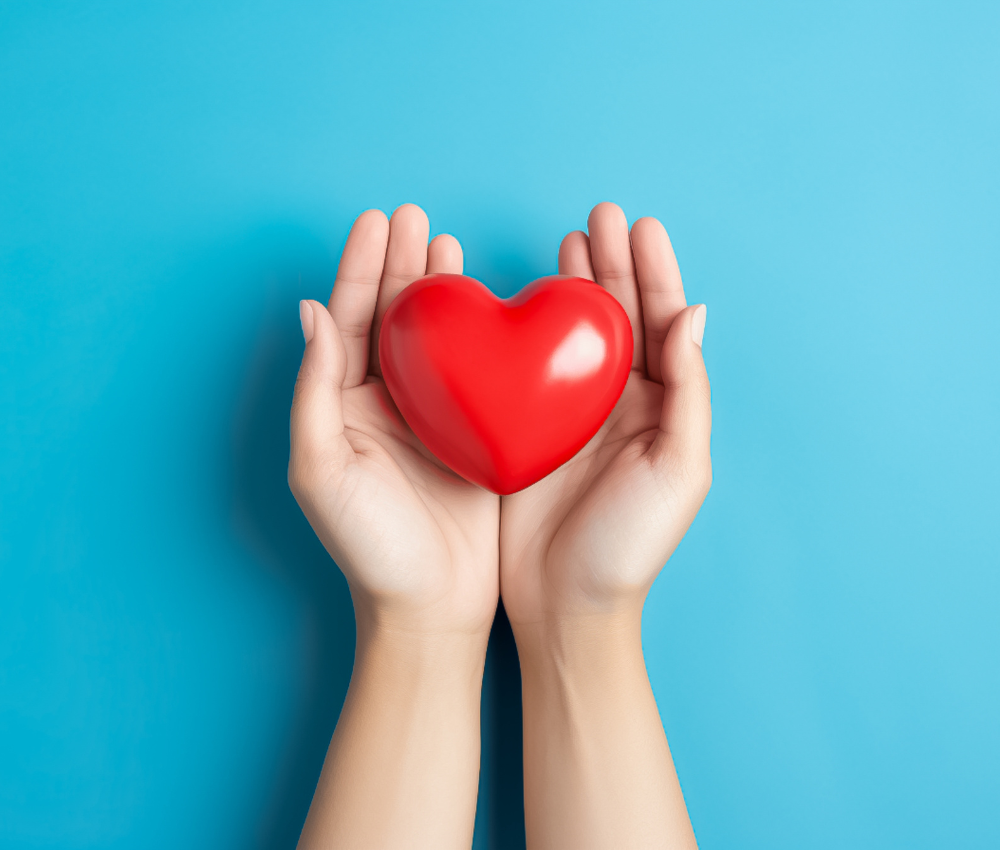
[289,300,352,491]
[651,304,712,481]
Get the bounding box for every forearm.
[515,612,697,850]
[298,615,489,850]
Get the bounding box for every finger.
[588,202,644,371]
[557,230,596,280]
[327,209,390,388]
[651,304,711,480]
[370,203,430,376]
[289,301,353,498]
[631,217,687,384]
[427,233,463,274]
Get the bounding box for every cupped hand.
[289,205,500,639]
[500,202,712,629]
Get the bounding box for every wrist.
[511,609,647,687]
[515,610,660,775]
[353,606,492,689]
[346,568,499,652]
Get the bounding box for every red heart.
[379,273,633,494]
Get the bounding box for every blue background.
[2,1,998,847]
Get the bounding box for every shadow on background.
[228,225,356,849]
[226,220,532,848]
[481,602,526,848]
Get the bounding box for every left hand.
[289,204,500,642]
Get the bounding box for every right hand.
[500,202,712,634]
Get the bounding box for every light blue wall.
[2,2,998,847]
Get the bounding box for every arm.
[297,623,488,848]
[501,203,710,848]
[289,205,500,849]
[517,615,696,849]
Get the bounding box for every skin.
[289,202,710,849]
[501,203,710,849]
[289,204,499,849]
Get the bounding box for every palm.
[502,374,670,617]
[333,379,498,623]
[500,204,711,624]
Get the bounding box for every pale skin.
[289,202,710,849]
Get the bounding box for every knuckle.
[290,376,312,410]
[287,452,321,499]
[293,361,319,389]
[695,458,713,497]
[593,267,635,284]
[289,442,345,502]
[695,377,712,408]
[658,448,712,499]
[287,458,308,499]
[688,458,712,500]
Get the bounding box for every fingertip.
[355,207,389,231]
[344,209,390,256]
[297,301,348,389]
[390,203,430,235]
[630,217,677,270]
[559,229,589,250]
[630,216,667,241]
[674,303,706,341]
[386,204,431,263]
[691,304,707,348]
[588,201,627,230]
[302,299,333,345]
[290,301,349,475]
[586,202,643,370]
[299,299,314,343]
[427,233,464,274]
[558,230,595,279]
[655,303,712,469]
[661,304,709,381]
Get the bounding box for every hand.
[289,205,500,850]
[500,201,711,629]
[500,202,709,850]
[289,204,500,640]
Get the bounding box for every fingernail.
[691,304,707,347]
[299,300,314,343]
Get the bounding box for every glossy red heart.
[378,274,633,494]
